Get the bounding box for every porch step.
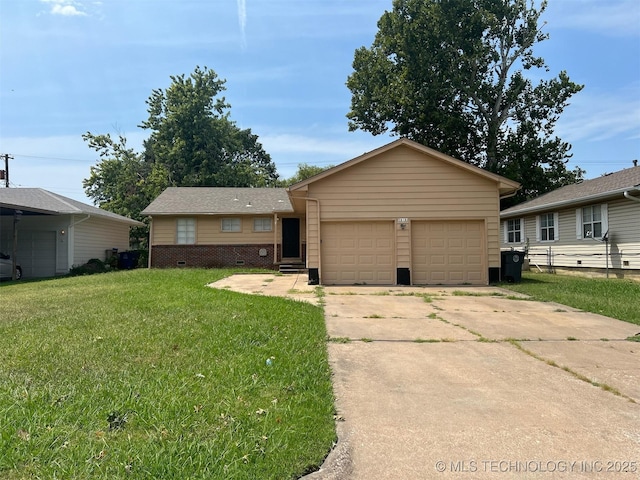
[279,263,307,274]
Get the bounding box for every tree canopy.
[139,66,278,188]
[83,67,279,244]
[278,163,333,186]
[347,0,584,204]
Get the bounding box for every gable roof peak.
[288,137,520,196]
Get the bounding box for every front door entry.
[282,218,300,258]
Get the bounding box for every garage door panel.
[412,221,486,285]
[322,222,394,285]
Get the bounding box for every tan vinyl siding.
[396,221,410,268]
[151,217,177,245]
[306,200,320,269]
[74,217,130,265]
[151,215,280,245]
[307,145,501,267]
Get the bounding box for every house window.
[177,218,195,244]
[221,218,241,232]
[582,205,602,238]
[539,213,555,241]
[506,218,522,243]
[253,217,272,232]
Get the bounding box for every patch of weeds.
[508,339,635,403]
[554,308,567,312]
[441,338,456,343]
[360,338,373,343]
[626,334,640,342]
[314,286,326,306]
[464,327,484,337]
[452,290,505,297]
[263,278,274,283]
[427,313,438,319]
[600,338,609,342]
[566,336,578,341]
[432,304,443,311]
[328,337,351,344]
[477,337,497,343]
[371,291,390,296]
[505,295,534,301]
[364,314,384,319]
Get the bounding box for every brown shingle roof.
[501,166,640,217]
[141,187,294,215]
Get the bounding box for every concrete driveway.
[210,275,640,479]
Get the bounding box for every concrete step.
[279,263,307,274]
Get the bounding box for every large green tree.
[140,66,278,187]
[347,0,584,204]
[84,66,279,243]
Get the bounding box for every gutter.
[306,197,321,281]
[501,186,640,218]
[623,185,640,203]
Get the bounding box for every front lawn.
[500,272,640,326]
[0,269,335,479]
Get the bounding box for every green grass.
[501,272,640,325]
[0,269,335,479]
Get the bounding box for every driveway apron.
[320,286,640,480]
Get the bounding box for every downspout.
[273,213,278,265]
[148,216,154,268]
[306,197,321,281]
[623,185,640,203]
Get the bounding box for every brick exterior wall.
[151,244,280,270]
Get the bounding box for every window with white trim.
[176,218,196,244]
[538,213,556,242]
[577,204,607,239]
[253,217,272,232]
[505,218,523,243]
[221,218,241,232]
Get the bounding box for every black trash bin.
[501,250,524,283]
[118,251,140,270]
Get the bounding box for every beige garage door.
[412,220,486,285]
[322,222,394,285]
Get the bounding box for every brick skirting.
[151,244,280,270]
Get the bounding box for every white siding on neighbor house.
[501,198,640,270]
[73,216,131,267]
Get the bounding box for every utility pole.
[0,153,11,187]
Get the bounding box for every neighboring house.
[0,188,143,278]
[143,138,520,285]
[500,165,640,279]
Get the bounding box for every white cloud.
[545,0,640,37]
[41,0,87,17]
[259,132,389,160]
[237,0,247,49]
[557,83,640,143]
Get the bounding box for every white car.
[0,252,22,280]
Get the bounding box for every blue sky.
[1,0,638,203]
